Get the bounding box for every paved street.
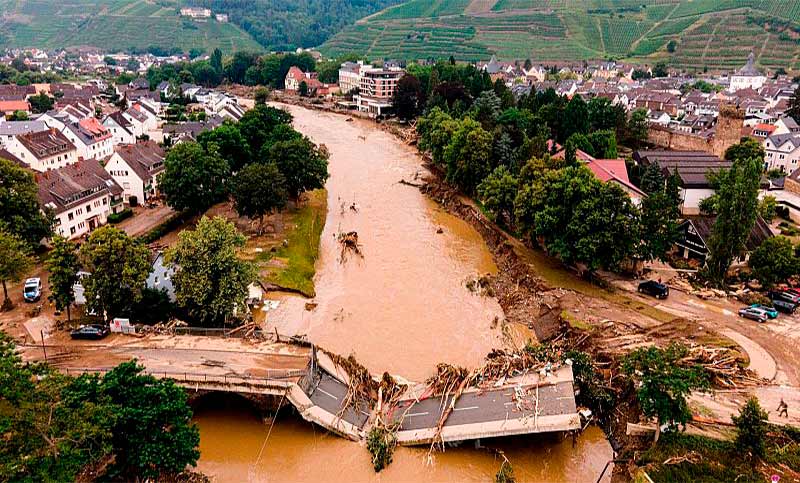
[307,372,371,428]
[391,381,576,431]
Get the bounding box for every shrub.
[733,397,768,459]
[366,425,396,472]
[137,212,188,244]
[107,208,133,224]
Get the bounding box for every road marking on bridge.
[405,411,430,417]
[316,387,339,400]
[453,406,479,411]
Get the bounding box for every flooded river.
[195,104,613,482]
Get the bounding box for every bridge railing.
[62,367,309,386]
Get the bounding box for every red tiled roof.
[0,100,30,112]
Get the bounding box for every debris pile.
[684,346,763,387]
[324,350,407,417]
[337,231,363,262]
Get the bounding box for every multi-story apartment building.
[5,128,78,172]
[37,160,124,239]
[354,68,404,117]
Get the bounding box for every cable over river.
[193,104,613,482]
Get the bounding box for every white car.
[738,306,768,323]
[23,278,41,302]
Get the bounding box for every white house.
[730,52,767,92]
[5,128,79,172]
[59,118,113,160]
[37,160,124,239]
[765,133,800,173]
[104,141,165,204]
[0,120,48,146]
[773,116,800,135]
[122,104,157,137]
[102,111,137,145]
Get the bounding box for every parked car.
[771,298,798,314]
[70,324,109,340]
[738,307,769,323]
[783,287,800,297]
[750,304,778,319]
[769,290,800,304]
[637,280,669,299]
[23,278,41,302]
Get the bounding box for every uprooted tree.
[622,343,709,442]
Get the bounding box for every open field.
[321,0,800,71]
[0,0,261,52]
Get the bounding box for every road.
[391,381,576,431]
[307,372,371,428]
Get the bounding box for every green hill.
[0,0,262,53]
[320,0,800,72]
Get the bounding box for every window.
[86,205,91,213]
[103,198,107,205]
[70,227,76,235]
[68,212,74,221]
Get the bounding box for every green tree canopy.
[704,148,762,285]
[196,122,251,172]
[45,236,80,321]
[165,216,255,327]
[79,226,151,320]
[268,137,329,200]
[0,230,33,307]
[159,141,230,213]
[231,162,288,229]
[0,158,52,246]
[237,104,293,156]
[478,165,518,226]
[444,117,493,195]
[393,73,424,121]
[622,343,709,440]
[748,236,798,288]
[732,397,768,460]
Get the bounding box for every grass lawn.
[254,189,327,298]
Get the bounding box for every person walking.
[777,398,789,418]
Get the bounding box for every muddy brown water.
[195,104,613,481]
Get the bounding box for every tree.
[788,85,800,123]
[640,163,665,194]
[393,73,423,121]
[196,122,251,172]
[159,141,230,213]
[704,151,762,285]
[758,194,777,222]
[45,236,80,322]
[165,216,255,327]
[748,236,798,288]
[444,117,492,195]
[417,107,456,165]
[254,86,271,105]
[79,227,151,320]
[622,343,709,441]
[586,130,618,158]
[231,162,288,230]
[724,137,765,165]
[639,191,682,262]
[470,90,502,129]
[477,165,518,226]
[667,40,677,53]
[9,110,28,121]
[210,48,223,74]
[28,92,53,113]
[298,80,309,97]
[732,397,768,460]
[237,104,293,155]
[99,361,200,479]
[561,95,590,141]
[268,137,329,200]
[0,333,116,482]
[0,230,33,309]
[652,62,669,78]
[626,108,649,148]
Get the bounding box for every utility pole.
[40,329,47,362]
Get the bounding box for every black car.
[638,280,669,299]
[70,324,109,340]
[768,290,800,304]
[771,298,798,314]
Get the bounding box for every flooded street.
[195,104,613,482]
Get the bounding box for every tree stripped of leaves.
[622,343,709,441]
[166,216,255,327]
[45,236,80,322]
[79,226,151,320]
[0,230,33,309]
